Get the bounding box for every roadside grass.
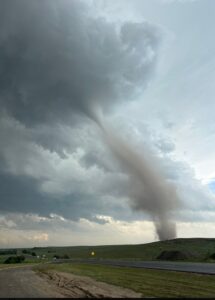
[0,262,39,269]
[35,263,215,298]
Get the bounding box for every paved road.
[54,258,215,275]
[0,266,64,298]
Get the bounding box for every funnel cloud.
[93,113,180,240]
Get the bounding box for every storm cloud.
[0,0,160,125]
[0,0,182,241]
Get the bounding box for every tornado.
[90,110,180,240]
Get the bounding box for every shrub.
[53,254,69,259]
[4,255,25,264]
[210,253,215,259]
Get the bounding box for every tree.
[4,255,25,264]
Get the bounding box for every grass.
[1,238,215,262]
[35,262,215,298]
[0,262,39,269]
[18,238,215,262]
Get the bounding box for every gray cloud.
[2,0,212,242]
[0,0,214,247]
[0,0,161,127]
[0,0,163,229]
[0,112,131,220]
[0,168,134,223]
[155,138,175,154]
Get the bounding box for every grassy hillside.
[16,238,215,262]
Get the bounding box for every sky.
[0,0,215,248]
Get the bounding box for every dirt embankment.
[40,270,142,298]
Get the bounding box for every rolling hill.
[26,238,215,262]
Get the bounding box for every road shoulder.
[37,269,142,298]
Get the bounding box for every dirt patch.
[39,270,142,298]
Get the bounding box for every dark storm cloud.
[0,111,134,222]
[0,0,161,127]
[0,172,49,215]
[0,169,133,222]
[0,0,168,233]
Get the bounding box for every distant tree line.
[22,249,37,256]
[0,249,17,255]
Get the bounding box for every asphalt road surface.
[0,266,64,298]
[54,259,215,275]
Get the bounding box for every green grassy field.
[14,238,215,262]
[35,262,215,298]
[1,238,215,262]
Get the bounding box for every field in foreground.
[35,263,215,298]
